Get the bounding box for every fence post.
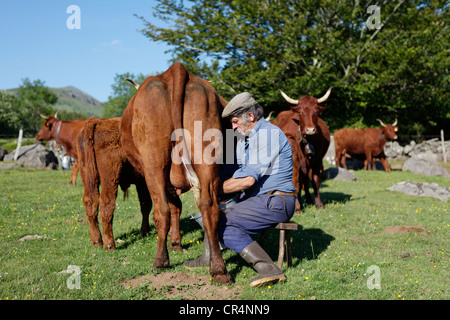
[14,129,23,161]
[441,129,447,163]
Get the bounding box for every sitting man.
[185,92,296,287]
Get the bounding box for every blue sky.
[0,0,173,102]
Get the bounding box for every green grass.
[0,166,448,300]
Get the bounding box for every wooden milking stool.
[259,222,299,269]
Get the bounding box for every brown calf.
[76,117,182,251]
[334,119,398,172]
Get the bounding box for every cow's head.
[279,87,332,136]
[36,112,60,141]
[376,118,398,140]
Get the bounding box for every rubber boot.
[184,234,210,270]
[240,241,286,287]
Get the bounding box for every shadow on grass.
[115,214,202,251]
[115,213,334,281]
[258,226,334,268]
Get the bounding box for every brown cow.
[274,88,332,212]
[334,119,398,172]
[120,62,232,284]
[36,113,87,185]
[76,117,182,251]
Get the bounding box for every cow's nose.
[305,127,316,135]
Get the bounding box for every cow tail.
[84,118,100,196]
[172,62,201,205]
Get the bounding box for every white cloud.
[92,39,132,52]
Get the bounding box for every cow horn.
[392,118,398,126]
[376,119,386,127]
[125,78,140,90]
[54,111,59,119]
[265,111,274,121]
[317,87,333,103]
[279,89,298,105]
[40,113,49,120]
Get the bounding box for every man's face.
[230,113,255,136]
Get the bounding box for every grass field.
[0,165,448,300]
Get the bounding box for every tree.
[17,78,58,134]
[137,0,449,140]
[0,79,57,135]
[0,91,21,135]
[102,72,147,118]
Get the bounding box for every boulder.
[0,147,7,161]
[387,181,450,201]
[402,155,449,177]
[324,167,359,181]
[4,144,59,170]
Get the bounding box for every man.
[185,92,296,287]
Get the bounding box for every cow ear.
[318,106,326,114]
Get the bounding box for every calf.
[77,117,182,250]
[334,119,398,172]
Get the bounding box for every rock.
[402,155,449,177]
[385,141,403,158]
[4,144,59,170]
[0,147,8,161]
[0,163,20,169]
[324,136,335,165]
[387,181,450,201]
[324,167,359,181]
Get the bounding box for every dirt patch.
[121,271,241,300]
[383,225,428,234]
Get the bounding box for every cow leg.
[152,195,171,269]
[301,166,313,205]
[379,156,391,172]
[98,177,119,251]
[167,193,182,251]
[142,166,171,270]
[69,161,79,185]
[135,179,152,236]
[335,148,342,168]
[81,178,102,247]
[289,138,302,213]
[311,168,324,209]
[293,170,302,213]
[365,151,374,170]
[197,182,232,284]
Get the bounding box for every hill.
[5,86,104,118]
[50,86,104,117]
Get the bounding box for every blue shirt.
[232,118,296,197]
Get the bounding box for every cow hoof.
[212,273,233,285]
[169,242,182,251]
[153,258,170,270]
[93,241,103,247]
[105,244,116,251]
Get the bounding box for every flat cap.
[222,92,258,118]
